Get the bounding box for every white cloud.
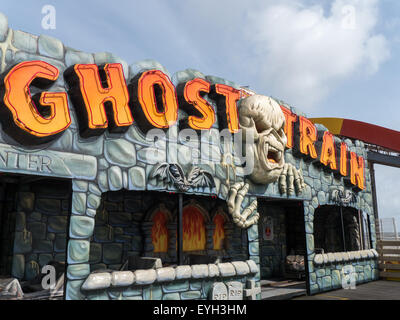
[243,0,390,110]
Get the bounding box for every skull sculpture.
[226,94,305,228]
[239,94,287,185]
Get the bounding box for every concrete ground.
[293,280,400,300]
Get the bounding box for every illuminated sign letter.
[299,116,318,158]
[340,142,348,176]
[177,78,215,130]
[129,70,178,133]
[320,131,337,170]
[350,152,365,190]
[211,84,240,133]
[65,63,132,137]
[280,106,297,148]
[0,60,71,144]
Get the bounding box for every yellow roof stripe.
[309,118,344,135]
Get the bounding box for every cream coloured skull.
[238,94,287,184]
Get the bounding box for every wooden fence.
[377,240,400,280]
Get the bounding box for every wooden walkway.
[260,279,307,300]
[293,280,400,300]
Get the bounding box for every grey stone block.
[89,243,102,264]
[104,140,136,167]
[14,231,32,254]
[191,264,208,278]
[163,292,180,300]
[137,147,166,164]
[87,193,101,210]
[81,272,111,290]
[94,52,129,79]
[25,260,40,280]
[162,280,190,294]
[48,216,68,233]
[12,30,37,53]
[15,212,26,231]
[246,260,259,274]
[35,198,61,215]
[218,263,236,277]
[232,261,250,275]
[128,166,146,190]
[156,267,176,282]
[181,290,201,300]
[134,269,156,285]
[103,243,122,264]
[33,239,53,253]
[111,271,135,287]
[0,12,8,41]
[72,180,88,193]
[175,265,192,279]
[38,253,53,267]
[65,48,94,66]
[19,192,35,211]
[71,192,86,215]
[69,215,95,239]
[172,69,205,84]
[129,59,170,79]
[12,254,25,279]
[208,264,219,277]
[38,34,64,59]
[68,240,90,264]
[108,166,123,191]
[67,263,91,280]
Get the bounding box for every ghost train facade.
[0,13,378,300]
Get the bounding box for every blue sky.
[1,0,399,231]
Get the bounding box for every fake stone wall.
[2,179,71,281]
[89,190,249,270]
[0,183,18,276]
[258,205,286,279]
[290,133,378,295]
[79,260,260,300]
[0,12,377,299]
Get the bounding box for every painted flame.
[151,210,168,253]
[213,214,225,250]
[183,206,206,251]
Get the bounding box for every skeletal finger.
[235,183,249,210]
[293,166,302,195]
[279,164,288,194]
[241,200,258,220]
[227,182,244,212]
[300,168,306,190]
[242,212,259,228]
[287,164,295,195]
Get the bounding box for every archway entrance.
[0,173,71,300]
[257,199,307,299]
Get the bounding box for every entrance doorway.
[0,173,71,299]
[257,199,307,299]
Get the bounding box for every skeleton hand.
[278,163,305,196]
[227,182,259,228]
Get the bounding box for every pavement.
[293,280,400,300]
[260,280,307,300]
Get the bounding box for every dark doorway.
[258,199,306,280]
[0,173,71,299]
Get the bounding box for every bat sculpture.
[150,163,215,192]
